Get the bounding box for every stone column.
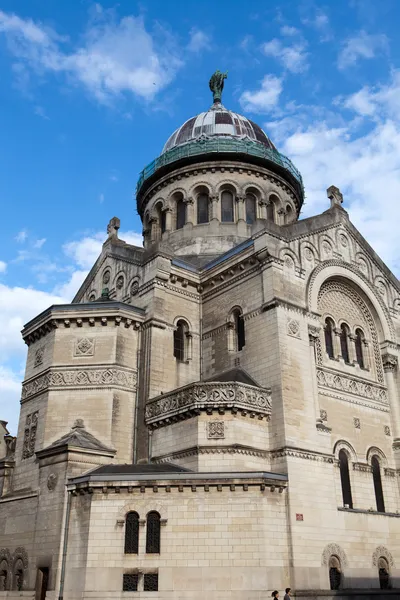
[149,217,158,243]
[259,199,267,220]
[348,334,357,365]
[184,197,194,225]
[382,353,400,441]
[308,326,328,430]
[333,328,341,360]
[236,196,245,222]
[277,207,285,225]
[164,208,172,232]
[210,195,219,221]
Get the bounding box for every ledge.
[294,591,399,597]
[338,506,400,517]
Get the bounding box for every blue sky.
[1,0,400,433]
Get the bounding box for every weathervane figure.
[209,70,228,104]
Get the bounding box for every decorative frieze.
[145,381,271,427]
[316,367,388,406]
[22,367,137,401]
[22,411,38,459]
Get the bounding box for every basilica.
[0,73,399,600]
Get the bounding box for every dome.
[162,103,277,154]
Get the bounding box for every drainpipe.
[133,326,142,464]
[58,490,72,600]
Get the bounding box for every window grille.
[197,194,209,224]
[221,191,234,222]
[234,310,245,351]
[123,574,139,592]
[338,450,353,508]
[340,323,350,364]
[176,200,186,230]
[371,456,385,512]
[324,318,334,359]
[245,195,256,224]
[146,512,161,554]
[329,567,341,590]
[143,573,158,591]
[173,321,186,361]
[124,512,139,554]
[355,329,365,368]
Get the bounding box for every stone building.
[0,73,399,600]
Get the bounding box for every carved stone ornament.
[320,409,328,422]
[34,346,45,368]
[22,367,136,401]
[372,546,394,568]
[339,234,348,247]
[102,270,111,285]
[47,472,58,491]
[353,417,361,429]
[322,241,332,257]
[284,255,294,269]
[322,543,348,567]
[145,381,272,427]
[317,368,388,405]
[287,319,300,338]
[304,248,313,261]
[22,411,38,459]
[308,325,320,344]
[382,353,398,373]
[130,280,139,296]
[13,547,28,571]
[377,281,386,297]
[116,275,124,290]
[74,337,95,357]
[384,425,391,436]
[207,421,225,439]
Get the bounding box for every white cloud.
[302,11,332,41]
[99,192,105,203]
[0,9,183,104]
[63,229,142,270]
[0,261,6,273]
[280,26,299,37]
[33,237,46,248]
[340,71,400,120]
[34,105,49,119]
[187,28,210,53]
[338,31,388,70]
[15,229,27,243]
[0,365,22,434]
[239,74,283,114]
[262,38,308,73]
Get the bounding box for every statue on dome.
[209,70,228,104]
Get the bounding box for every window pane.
[324,319,334,359]
[339,450,353,508]
[355,329,364,368]
[146,512,161,553]
[372,456,385,512]
[221,191,234,222]
[125,512,139,554]
[144,573,158,591]
[246,195,256,224]
[197,194,209,224]
[173,323,185,361]
[340,324,350,364]
[176,200,186,230]
[123,574,138,591]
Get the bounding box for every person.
[284,588,291,600]
[271,592,279,599]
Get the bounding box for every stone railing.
[145,381,271,428]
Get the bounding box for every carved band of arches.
[322,543,348,567]
[372,546,394,568]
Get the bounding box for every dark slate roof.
[205,367,260,387]
[89,462,192,475]
[45,420,114,453]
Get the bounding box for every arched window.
[221,191,234,222]
[176,199,186,229]
[378,557,390,589]
[174,320,190,361]
[340,323,350,364]
[197,193,209,224]
[268,195,279,223]
[154,203,164,240]
[231,308,245,351]
[338,450,353,508]
[245,194,257,224]
[324,318,335,359]
[0,562,8,591]
[355,329,365,369]
[146,511,161,554]
[329,556,342,590]
[13,560,23,592]
[371,455,385,512]
[285,205,293,224]
[124,511,139,554]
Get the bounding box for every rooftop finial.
[209,70,228,104]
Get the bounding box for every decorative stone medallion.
[34,347,45,368]
[116,275,124,290]
[304,248,313,261]
[353,417,361,429]
[287,319,300,338]
[74,338,95,357]
[284,255,294,269]
[320,409,328,422]
[207,421,225,439]
[102,270,110,285]
[130,280,139,296]
[47,472,58,491]
[384,425,391,436]
[339,234,348,247]
[322,241,332,257]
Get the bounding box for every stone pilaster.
[382,353,400,442]
[210,195,219,221]
[184,197,194,225]
[236,196,245,222]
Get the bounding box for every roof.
[88,462,192,476]
[205,367,260,387]
[162,104,276,154]
[42,420,115,454]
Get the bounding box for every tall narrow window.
[340,323,350,363]
[197,193,209,224]
[285,205,292,224]
[124,511,139,554]
[160,211,166,234]
[371,455,385,512]
[266,201,275,222]
[0,566,8,592]
[378,558,390,589]
[355,329,365,369]
[245,194,257,224]
[329,556,342,590]
[176,199,186,229]
[173,320,188,361]
[146,511,161,554]
[221,191,234,222]
[13,561,23,592]
[324,318,335,359]
[232,309,245,351]
[37,567,49,600]
[338,450,353,508]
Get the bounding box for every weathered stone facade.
[0,82,400,600]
